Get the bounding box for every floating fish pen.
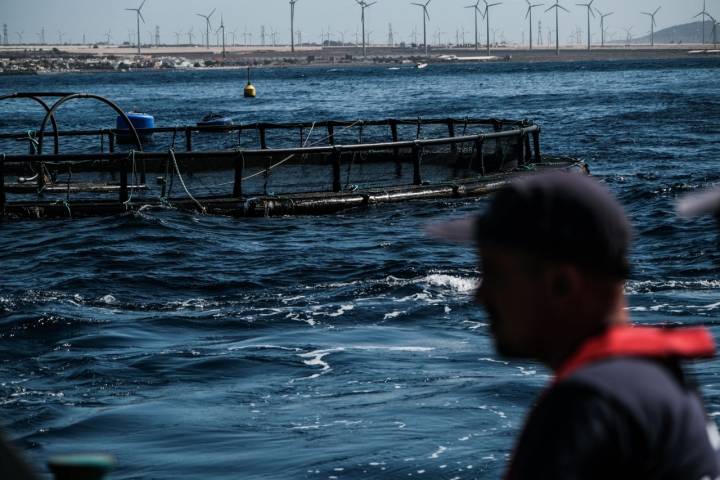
[0,92,586,219]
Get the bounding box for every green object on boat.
[47,454,116,480]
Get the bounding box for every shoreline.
[1,44,719,75]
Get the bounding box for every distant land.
[1,19,719,75]
[615,19,719,45]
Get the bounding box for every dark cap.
[426,172,632,278]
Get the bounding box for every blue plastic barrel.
[116,112,155,144]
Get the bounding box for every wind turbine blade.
[425,10,430,21]
[559,4,569,12]
[411,2,424,6]
[654,6,661,16]
[209,8,216,18]
[125,8,134,12]
[525,7,531,18]
[138,0,146,10]
[367,1,377,6]
[426,0,431,6]
[139,11,145,23]
[589,8,595,17]
[544,4,555,13]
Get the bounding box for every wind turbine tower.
[155,25,160,46]
[125,0,147,55]
[290,0,299,52]
[641,7,660,47]
[356,1,377,57]
[545,1,569,55]
[483,0,502,56]
[525,0,544,50]
[576,0,594,51]
[411,0,431,56]
[465,1,485,51]
[218,15,226,57]
[596,8,613,47]
[696,0,710,44]
[197,9,215,49]
[2,24,7,46]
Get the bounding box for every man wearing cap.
[429,172,720,479]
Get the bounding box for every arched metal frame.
[36,93,143,155]
[0,92,62,154]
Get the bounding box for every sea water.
[1,58,720,479]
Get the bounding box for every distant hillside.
[612,19,718,45]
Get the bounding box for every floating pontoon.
[0,92,586,219]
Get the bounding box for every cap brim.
[676,187,720,218]
[424,215,477,244]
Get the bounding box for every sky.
[0,0,714,46]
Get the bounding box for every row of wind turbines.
[122,0,719,57]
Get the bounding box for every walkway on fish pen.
[0,92,586,219]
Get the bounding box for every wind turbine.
[595,8,613,47]
[483,0,502,56]
[356,0,377,57]
[707,13,719,47]
[411,0,431,57]
[187,27,194,45]
[623,26,633,45]
[576,0,594,51]
[125,0,146,55]
[465,1,485,51]
[15,31,23,44]
[525,0,544,50]
[696,0,710,45]
[217,14,226,57]
[290,0,299,52]
[545,0,569,55]
[197,8,215,49]
[641,7,660,46]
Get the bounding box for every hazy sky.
[1,0,714,45]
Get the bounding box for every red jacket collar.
[555,324,716,382]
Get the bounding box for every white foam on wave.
[626,279,720,294]
[383,310,405,320]
[99,294,116,304]
[422,274,478,294]
[353,345,434,352]
[627,301,720,313]
[293,344,433,381]
[429,446,447,459]
[227,344,302,352]
[295,348,345,380]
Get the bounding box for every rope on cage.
[169,148,206,213]
[123,150,138,208]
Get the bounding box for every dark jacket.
[505,326,720,480]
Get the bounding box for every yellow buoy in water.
[244,66,256,98]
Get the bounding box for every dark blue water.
[2,59,720,479]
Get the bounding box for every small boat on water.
[0,91,586,219]
[197,113,234,128]
[416,63,428,69]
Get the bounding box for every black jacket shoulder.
[509,357,720,480]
